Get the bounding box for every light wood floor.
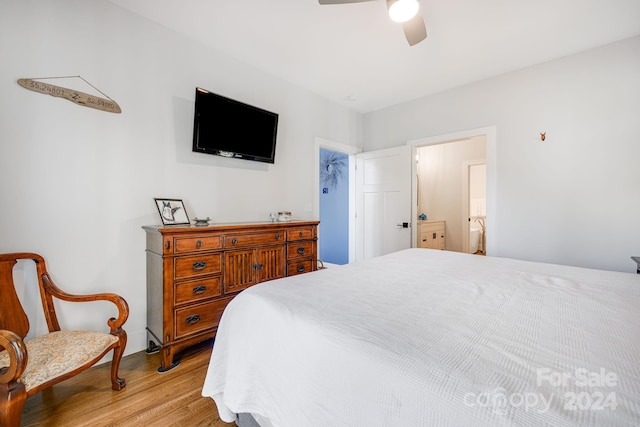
[21,339,236,427]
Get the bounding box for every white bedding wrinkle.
[202,248,640,427]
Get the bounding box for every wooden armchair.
[0,253,128,427]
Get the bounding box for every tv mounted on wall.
[192,87,279,164]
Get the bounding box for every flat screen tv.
[192,87,279,164]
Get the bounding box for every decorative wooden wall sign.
[17,76,122,114]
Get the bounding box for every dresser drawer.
[420,231,445,241]
[174,277,222,305]
[287,226,315,241]
[224,231,284,247]
[174,297,233,339]
[287,259,314,276]
[420,221,445,234]
[287,241,315,260]
[174,253,222,280]
[173,235,222,254]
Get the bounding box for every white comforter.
[202,249,640,426]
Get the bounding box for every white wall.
[365,36,640,272]
[0,0,362,354]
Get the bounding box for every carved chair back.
[0,255,33,339]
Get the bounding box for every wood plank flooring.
[20,340,236,427]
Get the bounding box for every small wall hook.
[540,132,546,141]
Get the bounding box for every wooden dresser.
[418,220,446,250]
[143,220,319,372]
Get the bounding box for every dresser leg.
[157,360,180,373]
[157,346,180,373]
[145,340,159,354]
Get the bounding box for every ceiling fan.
[318,0,427,46]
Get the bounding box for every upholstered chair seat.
[0,330,119,392]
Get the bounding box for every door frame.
[462,160,487,254]
[407,126,497,254]
[314,137,361,263]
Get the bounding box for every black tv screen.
[192,87,279,163]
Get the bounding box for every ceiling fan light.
[388,0,419,23]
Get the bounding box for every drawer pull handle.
[232,237,238,245]
[196,240,202,248]
[299,231,303,237]
[297,247,305,254]
[192,285,207,295]
[186,315,200,325]
[275,233,281,240]
[253,263,264,270]
[297,265,305,273]
[192,261,207,271]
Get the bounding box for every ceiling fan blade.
[402,14,427,46]
[318,0,375,4]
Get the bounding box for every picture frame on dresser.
[154,198,190,225]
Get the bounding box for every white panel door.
[356,145,412,261]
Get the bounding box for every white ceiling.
[108,0,640,113]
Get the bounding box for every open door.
[355,145,413,261]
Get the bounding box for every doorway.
[319,148,349,264]
[314,138,360,264]
[415,137,486,253]
[409,126,496,254]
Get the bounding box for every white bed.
[202,248,640,426]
